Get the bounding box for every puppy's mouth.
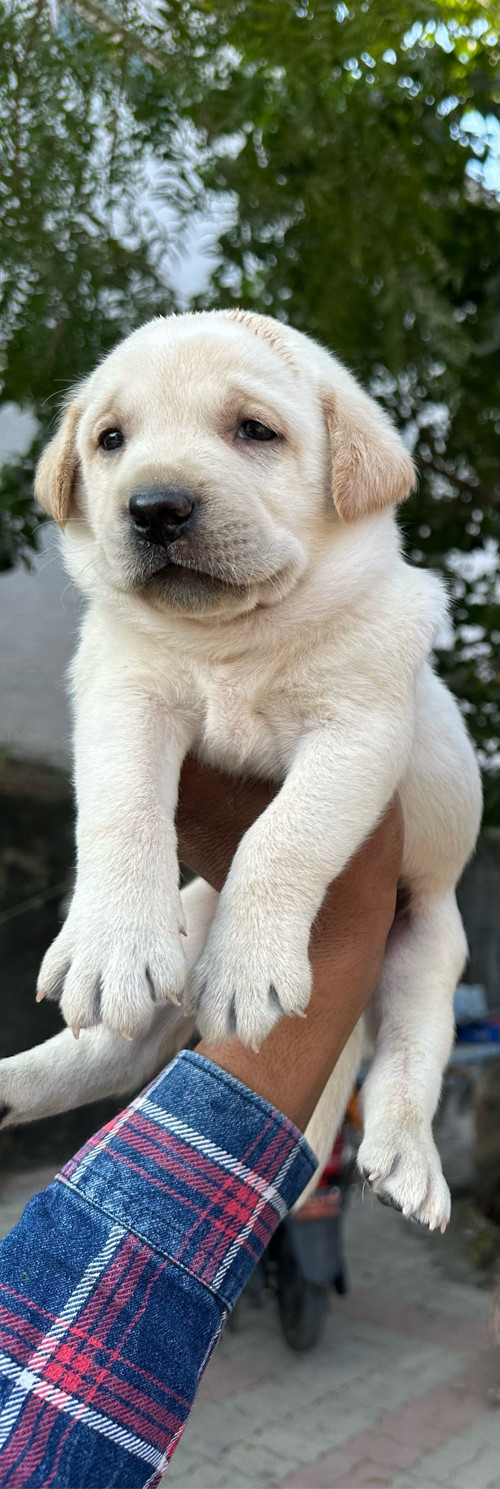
[133,539,245,592]
[125,528,257,613]
[121,517,302,613]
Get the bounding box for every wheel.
[277,1248,328,1350]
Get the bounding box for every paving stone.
[392,1475,438,1488]
[297,1398,381,1451]
[278,1446,366,1488]
[405,1414,500,1487]
[476,1412,500,1449]
[254,1422,321,1459]
[173,1463,233,1488]
[329,1461,394,1488]
[448,1446,500,1489]
[187,1400,263,1451]
[162,1450,215,1484]
[196,1349,272,1404]
[341,1288,489,1354]
[222,1440,297,1484]
[367,1431,420,1471]
[351,1346,463,1418]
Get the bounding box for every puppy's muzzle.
[129,485,194,549]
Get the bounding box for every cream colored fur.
[0,311,481,1229]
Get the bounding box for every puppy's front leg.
[38,645,193,1037]
[5,877,215,1127]
[192,714,410,1047]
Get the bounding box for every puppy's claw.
[72,1026,80,1040]
[359,1165,381,1184]
[35,988,47,1003]
[179,924,188,938]
[119,1030,134,1042]
[268,982,307,1022]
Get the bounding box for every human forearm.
[177,759,403,1130]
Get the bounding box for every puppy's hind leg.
[0,1016,182,1129]
[357,890,467,1232]
[0,877,219,1129]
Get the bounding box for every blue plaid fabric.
[0,1050,316,1487]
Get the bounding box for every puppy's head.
[36,310,415,617]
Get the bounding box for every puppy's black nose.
[129,486,194,547]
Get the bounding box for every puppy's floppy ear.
[34,401,81,526]
[323,386,415,523]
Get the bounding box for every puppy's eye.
[237,419,277,442]
[99,428,124,452]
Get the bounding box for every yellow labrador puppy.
[0,311,481,1230]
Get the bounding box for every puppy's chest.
[195,668,305,777]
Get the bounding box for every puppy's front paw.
[37,889,186,1038]
[358,1122,451,1233]
[187,896,312,1049]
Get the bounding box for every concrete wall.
[0,528,79,767]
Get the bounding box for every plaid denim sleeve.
[0,1049,316,1488]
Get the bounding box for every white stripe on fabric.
[0,1223,124,1450]
[0,1352,162,1469]
[137,1098,288,1221]
[211,1146,297,1292]
[32,1223,125,1372]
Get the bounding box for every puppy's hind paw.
[358,1126,451,1233]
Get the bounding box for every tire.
[277,1257,328,1351]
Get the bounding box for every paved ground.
[160,1187,498,1489]
[1,1166,497,1489]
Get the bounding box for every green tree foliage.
[0,0,498,815]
